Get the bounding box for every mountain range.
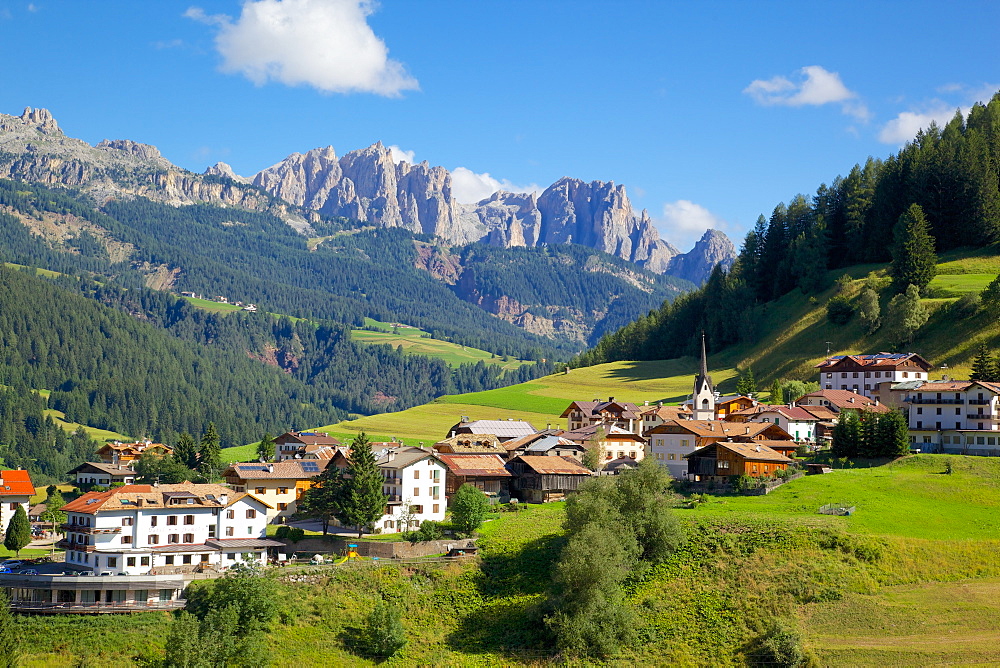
[0,107,734,286]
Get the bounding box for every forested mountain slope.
[578,92,1000,367]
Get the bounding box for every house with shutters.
[560,423,647,467]
[816,352,932,398]
[730,404,822,442]
[273,431,342,461]
[222,460,326,524]
[96,441,172,466]
[58,483,277,575]
[645,420,793,479]
[900,380,1000,455]
[560,398,642,432]
[66,462,138,488]
[373,447,448,534]
[0,469,35,533]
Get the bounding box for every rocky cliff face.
[665,229,737,285]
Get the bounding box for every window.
[433,504,439,513]
[167,516,178,526]
[183,555,192,565]
[255,486,265,494]
[629,452,636,459]
[148,535,159,545]
[226,509,235,519]
[108,557,117,568]
[606,452,612,459]
[122,517,133,526]
[278,503,288,511]
[957,408,962,415]
[917,407,923,414]
[168,534,179,544]
[411,505,423,514]
[916,421,922,429]
[841,373,847,378]
[875,371,882,378]
[413,470,420,480]
[127,557,136,567]
[413,487,420,497]
[668,453,676,460]
[183,533,194,543]
[122,536,133,544]
[201,554,210,563]
[225,527,234,537]
[227,553,236,560]
[278,487,288,495]
[141,556,150,566]
[247,526,253,534]
[186,498,194,504]
[150,516,158,527]
[246,509,256,519]
[826,373,832,378]
[681,439,689,447]
[852,372,858,378]
[937,408,942,415]
[717,460,730,469]
[432,470,440,482]
[903,372,909,378]
[183,515,194,525]
[165,556,174,565]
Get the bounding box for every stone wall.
[279,536,475,559]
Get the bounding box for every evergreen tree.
[876,410,911,458]
[736,368,757,396]
[970,344,998,382]
[4,505,31,557]
[981,274,1000,316]
[338,432,387,537]
[885,284,929,346]
[174,432,199,471]
[0,589,22,668]
[256,432,275,462]
[768,379,784,405]
[198,423,221,478]
[890,204,937,294]
[450,484,491,535]
[832,410,862,458]
[857,287,882,334]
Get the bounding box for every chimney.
[849,397,855,403]
[267,464,274,473]
[745,427,750,434]
[644,400,649,406]
[943,374,950,382]
[136,498,143,507]
[219,494,228,505]
[608,397,614,402]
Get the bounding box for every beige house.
[222,461,326,524]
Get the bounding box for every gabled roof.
[796,389,890,412]
[62,483,271,514]
[638,404,692,421]
[559,400,641,420]
[376,446,443,470]
[742,405,822,421]
[647,420,789,440]
[223,460,327,480]
[501,429,566,452]
[513,455,591,476]
[685,440,792,463]
[561,424,645,444]
[66,462,138,477]
[450,420,538,439]
[437,453,512,477]
[0,470,35,497]
[816,352,933,371]
[525,435,583,453]
[275,431,341,447]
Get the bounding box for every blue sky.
[1,0,999,251]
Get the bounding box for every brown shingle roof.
[686,441,792,463]
[223,461,327,480]
[559,400,641,420]
[438,454,512,477]
[797,389,890,412]
[515,455,591,475]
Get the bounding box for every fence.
[818,502,856,516]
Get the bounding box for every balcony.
[61,524,121,535]
[907,398,963,404]
[55,539,97,551]
[967,399,992,405]
[967,414,1000,420]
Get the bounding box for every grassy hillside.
[17,454,1000,666]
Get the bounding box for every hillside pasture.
[351,325,531,370]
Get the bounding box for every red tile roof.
[437,454,512,477]
[797,389,891,412]
[0,470,35,497]
[515,455,591,476]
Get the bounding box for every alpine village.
[3,17,1000,668]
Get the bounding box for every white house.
[66,462,137,487]
[740,405,820,442]
[59,483,278,575]
[815,352,933,398]
[375,447,447,533]
[902,380,1000,455]
[0,469,35,532]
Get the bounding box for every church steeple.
[692,332,716,420]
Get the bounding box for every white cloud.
[450,167,542,204]
[744,65,869,120]
[26,3,38,12]
[186,0,418,97]
[388,145,415,164]
[655,200,730,251]
[878,104,960,144]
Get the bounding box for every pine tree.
[0,588,21,668]
[174,432,199,470]
[736,368,757,397]
[257,432,275,462]
[338,432,387,538]
[832,410,862,458]
[198,422,221,478]
[4,505,31,557]
[971,344,998,382]
[768,379,784,405]
[890,204,937,294]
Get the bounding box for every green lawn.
[43,408,131,443]
[352,318,532,370]
[927,272,995,296]
[181,296,243,313]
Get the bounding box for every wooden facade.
[507,455,592,503]
[684,441,792,481]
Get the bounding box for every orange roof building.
[0,469,35,532]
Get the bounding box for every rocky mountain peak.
[666,228,737,285]
[204,162,250,184]
[96,139,161,161]
[18,107,60,134]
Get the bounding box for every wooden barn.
[506,455,592,503]
[684,440,792,481]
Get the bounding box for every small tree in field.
[4,505,31,557]
[359,599,407,659]
[450,484,491,534]
[256,432,275,462]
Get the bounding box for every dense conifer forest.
[577,93,1000,366]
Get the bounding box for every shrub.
[747,620,817,667]
[826,295,854,324]
[450,484,491,534]
[357,599,407,659]
[274,525,290,540]
[412,520,443,542]
[287,527,305,542]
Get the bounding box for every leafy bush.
[286,527,305,542]
[410,520,443,542]
[356,599,407,659]
[826,295,854,324]
[450,484,491,534]
[274,525,290,540]
[747,620,817,667]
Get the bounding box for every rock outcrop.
[665,229,737,285]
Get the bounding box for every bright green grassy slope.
[43,408,131,444]
[181,295,243,313]
[351,317,532,370]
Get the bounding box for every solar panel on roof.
[241,465,269,471]
[302,462,320,472]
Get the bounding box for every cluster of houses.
[8,342,1000,594]
[179,291,257,312]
